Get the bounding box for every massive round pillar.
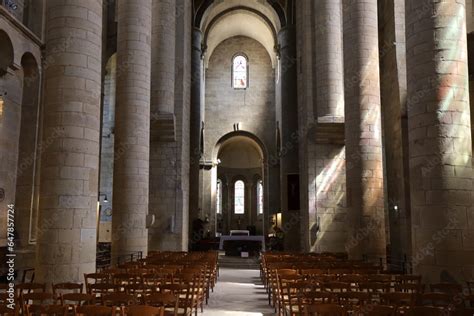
[312,0,347,253]
[112,0,152,259]
[314,0,344,120]
[151,0,176,115]
[343,0,386,260]
[36,0,102,283]
[406,0,473,283]
[278,26,301,251]
[189,28,204,248]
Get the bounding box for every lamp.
[99,193,108,203]
[0,97,3,119]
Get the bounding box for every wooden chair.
[0,304,17,316]
[125,305,164,316]
[451,308,474,316]
[394,283,423,294]
[304,303,348,316]
[394,275,421,285]
[419,292,454,307]
[25,305,67,316]
[278,275,303,316]
[21,293,55,312]
[101,293,136,307]
[0,285,8,294]
[0,294,10,305]
[52,283,83,300]
[380,292,415,307]
[145,293,179,316]
[355,305,396,316]
[464,294,474,308]
[403,306,446,316]
[430,283,463,295]
[74,305,114,316]
[125,284,153,302]
[88,284,120,300]
[467,281,474,295]
[84,273,109,293]
[61,293,95,314]
[16,283,46,298]
[337,292,371,309]
[324,282,352,293]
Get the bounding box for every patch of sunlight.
[205,311,264,316]
[219,282,257,287]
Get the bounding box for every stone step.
[218,255,261,270]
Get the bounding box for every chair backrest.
[404,306,446,316]
[25,304,67,316]
[52,283,83,298]
[21,292,55,306]
[359,305,396,316]
[430,283,463,295]
[84,273,109,292]
[451,308,474,316]
[101,293,136,307]
[16,284,46,296]
[60,293,95,306]
[0,304,17,316]
[304,303,347,316]
[125,305,164,316]
[75,305,114,316]
[467,281,474,295]
[381,292,415,306]
[419,292,454,307]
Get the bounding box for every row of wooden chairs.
[0,303,167,316]
[3,251,219,316]
[302,303,474,316]
[260,252,474,316]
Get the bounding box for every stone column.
[312,0,348,253]
[112,0,152,259]
[151,0,176,115]
[314,0,344,121]
[189,28,204,245]
[406,0,473,283]
[278,26,301,251]
[36,0,102,283]
[343,0,386,260]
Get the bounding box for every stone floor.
[203,268,276,316]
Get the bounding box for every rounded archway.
[214,133,266,236]
[0,30,14,76]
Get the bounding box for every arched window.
[216,179,222,214]
[234,180,245,214]
[257,180,263,215]
[232,54,248,89]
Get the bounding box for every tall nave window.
[232,54,248,89]
[257,180,263,215]
[234,180,245,214]
[216,179,222,214]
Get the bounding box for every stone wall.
[203,36,277,235]
[378,0,411,269]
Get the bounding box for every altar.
[219,234,266,252]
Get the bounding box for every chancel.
[1,0,474,315]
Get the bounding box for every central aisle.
[203,268,276,316]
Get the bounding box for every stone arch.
[214,130,267,163]
[0,30,14,76]
[15,52,41,247]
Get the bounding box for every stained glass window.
[234,180,245,214]
[217,179,222,214]
[257,180,263,215]
[233,54,248,89]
